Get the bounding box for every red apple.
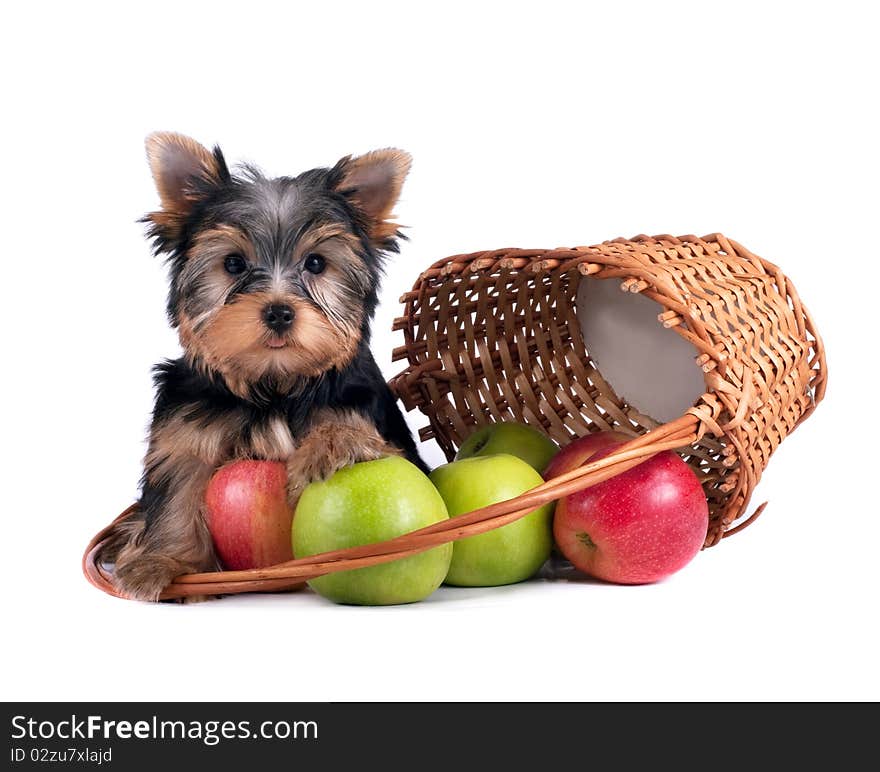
[548,434,708,584]
[205,460,294,570]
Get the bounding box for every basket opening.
[575,274,707,425]
[566,273,734,514]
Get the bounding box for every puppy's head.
[142,132,410,397]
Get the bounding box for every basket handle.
[83,413,705,601]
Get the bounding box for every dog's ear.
[333,149,411,247]
[143,132,229,251]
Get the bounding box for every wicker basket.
[83,233,826,600]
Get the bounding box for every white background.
[2,1,877,701]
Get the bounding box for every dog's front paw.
[286,445,358,502]
[286,414,402,504]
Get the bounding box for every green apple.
[455,421,559,473]
[292,456,452,605]
[429,454,553,586]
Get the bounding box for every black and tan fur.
[99,132,426,601]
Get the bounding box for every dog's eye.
[304,253,326,275]
[224,254,247,275]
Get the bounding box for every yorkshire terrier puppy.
[100,132,426,601]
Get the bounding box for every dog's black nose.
[262,303,295,334]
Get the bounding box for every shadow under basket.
[83,233,827,600]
